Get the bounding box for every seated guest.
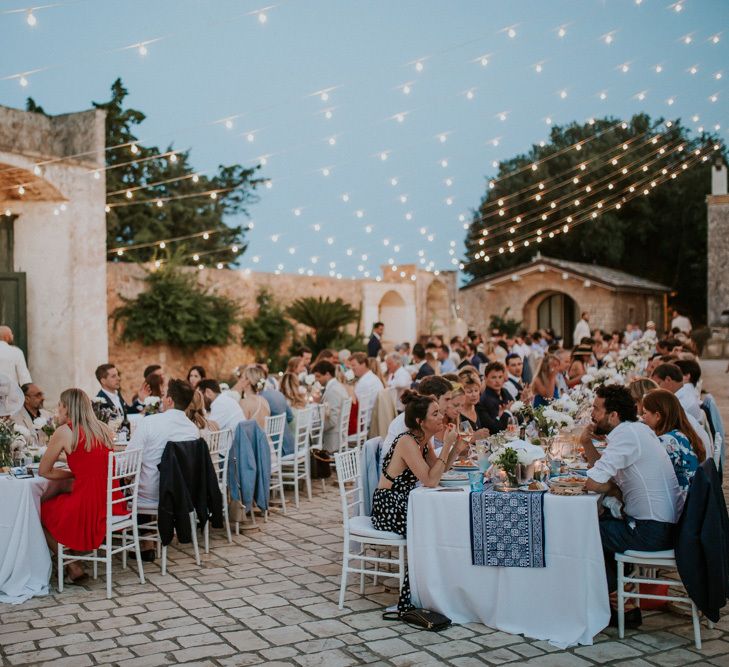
[582,385,680,629]
[477,362,513,434]
[673,357,702,396]
[40,388,128,581]
[372,391,466,612]
[382,376,452,456]
[385,352,412,412]
[313,361,349,453]
[531,353,560,407]
[186,389,220,438]
[15,383,53,445]
[237,365,271,430]
[146,372,165,402]
[130,364,165,412]
[567,345,593,388]
[554,348,571,395]
[297,346,313,369]
[641,389,705,508]
[423,351,439,377]
[437,345,456,374]
[313,348,338,365]
[409,344,434,381]
[650,363,712,457]
[351,351,384,410]
[286,356,307,377]
[259,364,294,453]
[95,363,138,416]
[503,353,525,400]
[187,365,206,389]
[458,370,484,430]
[443,384,465,428]
[627,377,659,413]
[199,379,246,434]
[280,372,308,409]
[127,379,199,510]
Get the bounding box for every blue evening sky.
[1,0,727,279]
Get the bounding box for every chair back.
[265,413,287,468]
[206,429,233,487]
[335,447,363,533]
[338,397,353,452]
[106,448,143,530]
[293,407,312,458]
[309,403,326,448]
[714,433,723,467]
[352,392,376,445]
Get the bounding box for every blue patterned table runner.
[469,486,546,568]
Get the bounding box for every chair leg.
[93,550,98,580]
[338,547,349,609]
[223,503,232,544]
[132,523,145,584]
[249,506,257,526]
[189,513,201,565]
[204,521,209,554]
[360,547,366,594]
[690,602,703,649]
[294,465,300,509]
[399,545,405,591]
[58,545,64,593]
[122,531,127,570]
[235,521,240,536]
[105,547,112,599]
[161,546,167,576]
[279,472,287,515]
[617,560,625,639]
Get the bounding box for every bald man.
[0,326,31,386]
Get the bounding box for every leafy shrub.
[489,307,522,337]
[113,265,238,349]
[240,289,292,370]
[286,296,359,354]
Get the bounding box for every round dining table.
[0,474,55,604]
[407,486,611,648]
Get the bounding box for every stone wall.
[107,263,366,396]
[707,194,729,326]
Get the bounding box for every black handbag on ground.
[382,608,452,632]
[309,448,333,479]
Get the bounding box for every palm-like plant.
[286,296,359,354]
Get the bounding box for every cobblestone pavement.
[2,361,728,667]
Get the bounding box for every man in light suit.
[313,360,350,453]
[14,383,52,446]
[0,325,31,387]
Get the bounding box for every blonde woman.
[280,371,307,409]
[40,388,129,582]
[238,365,271,429]
[186,389,220,438]
[628,376,659,413]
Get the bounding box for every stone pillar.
[707,161,729,326]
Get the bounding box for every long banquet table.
[0,475,53,604]
[407,486,610,648]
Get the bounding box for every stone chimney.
[707,158,729,326]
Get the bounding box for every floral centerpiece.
[0,418,30,467]
[580,364,625,390]
[90,396,116,424]
[143,396,161,415]
[33,415,56,439]
[489,446,520,488]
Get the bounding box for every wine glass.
[458,421,474,459]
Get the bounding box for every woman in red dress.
[40,388,127,582]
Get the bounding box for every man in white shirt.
[582,384,680,628]
[350,352,383,411]
[503,353,525,400]
[127,379,199,509]
[385,352,412,412]
[670,309,692,335]
[573,312,591,345]
[313,361,350,453]
[199,379,246,433]
[0,326,31,386]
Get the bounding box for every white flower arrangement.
[304,374,316,386]
[344,368,355,384]
[32,416,47,429]
[144,396,161,406]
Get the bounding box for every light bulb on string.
[257,11,267,24]
[557,25,567,38]
[710,34,721,44]
[535,62,544,74]
[602,31,615,45]
[689,65,698,75]
[19,75,29,88]
[655,64,663,73]
[138,44,148,56]
[26,10,37,26]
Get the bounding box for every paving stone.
[645,648,705,665]
[365,637,417,658]
[260,625,314,645]
[293,648,358,667]
[65,638,118,655]
[390,651,445,667]
[221,629,271,651]
[39,657,93,667]
[575,640,644,661]
[6,648,62,665]
[172,643,237,662]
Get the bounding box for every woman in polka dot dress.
[372,390,465,611]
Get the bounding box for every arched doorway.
[378,290,408,346]
[425,279,449,336]
[533,291,579,347]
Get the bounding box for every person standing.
[573,312,591,345]
[670,309,692,335]
[368,322,384,358]
[0,325,31,386]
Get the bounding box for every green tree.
[286,297,359,354]
[489,308,522,337]
[240,289,292,370]
[112,263,238,349]
[463,114,726,324]
[92,78,265,267]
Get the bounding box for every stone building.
[459,254,669,347]
[0,104,107,400]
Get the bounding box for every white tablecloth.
[407,487,610,648]
[0,476,52,604]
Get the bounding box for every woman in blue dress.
[531,353,560,408]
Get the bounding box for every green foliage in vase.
[112,263,238,349]
[240,289,292,370]
[286,296,360,355]
[463,113,727,323]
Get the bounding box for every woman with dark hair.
[567,346,592,388]
[146,372,165,400]
[641,389,705,496]
[187,365,206,389]
[371,390,466,611]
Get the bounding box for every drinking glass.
[468,470,484,492]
